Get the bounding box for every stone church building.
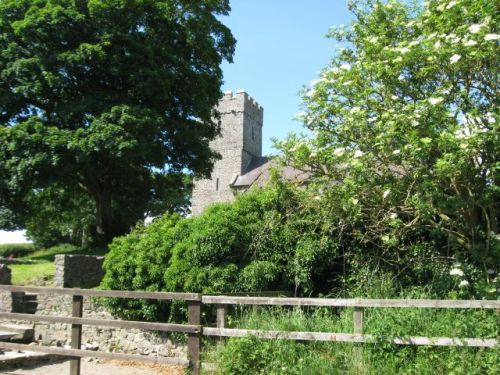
[191,90,305,215]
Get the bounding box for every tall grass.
[203,304,500,374]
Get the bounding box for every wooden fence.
[0,285,498,375]
[0,285,200,374]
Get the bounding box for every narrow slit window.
[216,177,219,191]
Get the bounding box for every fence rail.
[0,285,201,375]
[0,285,498,375]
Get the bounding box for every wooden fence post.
[216,304,227,329]
[70,295,83,375]
[353,306,364,370]
[188,299,201,375]
[353,307,363,334]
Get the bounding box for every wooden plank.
[202,296,500,309]
[70,295,83,375]
[187,300,201,375]
[0,342,189,366]
[0,312,200,334]
[0,285,201,301]
[202,328,498,347]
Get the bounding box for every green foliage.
[206,283,500,375]
[0,0,235,244]
[101,182,343,320]
[0,243,36,258]
[276,0,499,291]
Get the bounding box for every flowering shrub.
[277,0,499,294]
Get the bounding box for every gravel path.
[0,358,185,375]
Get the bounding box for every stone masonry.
[54,254,105,288]
[191,90,264,215]
[0,257,186,359]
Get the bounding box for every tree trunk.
[93,186,123,244]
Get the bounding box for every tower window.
[216,178,219,191]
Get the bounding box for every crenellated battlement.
[218,90,264,122]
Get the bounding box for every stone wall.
[0,264,11,285]
[54,254,105,288]
[0,257,186,359]
[33,294,185,358]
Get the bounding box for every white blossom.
[458,280,469,288]
[449,268,464,277]
[485,34,500,41]
[389,212,398,219]
[428,97,444,105]
[383,189,390,199]
[450,54,461,63]
[350,107,361,113]
[393,149,400,155]
[310,79,323,87]
[469,24,483,34]
[306,89,316,98]
[353,150,364,158]
[333,147,345,156]
[463,39,477,46]
[396,47,411,54]
[486,269,496,275]
[343,80,353,86]
[340,63,351,70]
[446,1,457,9]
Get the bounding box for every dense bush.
[101,178,497,322]
[101,181,342,320]
[0,243,36,258]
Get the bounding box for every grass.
[202,305,500,375]
[1,243,108,286]
[9,262,55,286]
[25,244,108,262]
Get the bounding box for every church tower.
[191,90,263,215]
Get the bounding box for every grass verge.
[9,262,54,286]
[202,305,500,375]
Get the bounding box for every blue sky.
[220,0,353,155]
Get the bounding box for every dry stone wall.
[33,294,186,358]
[0,257,186,359]
[54,254,105,288]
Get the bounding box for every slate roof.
[231,157,310,189]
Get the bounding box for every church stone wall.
[191,90,263,215]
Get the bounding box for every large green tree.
[0,0,235,244]
[278,0,498,280]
